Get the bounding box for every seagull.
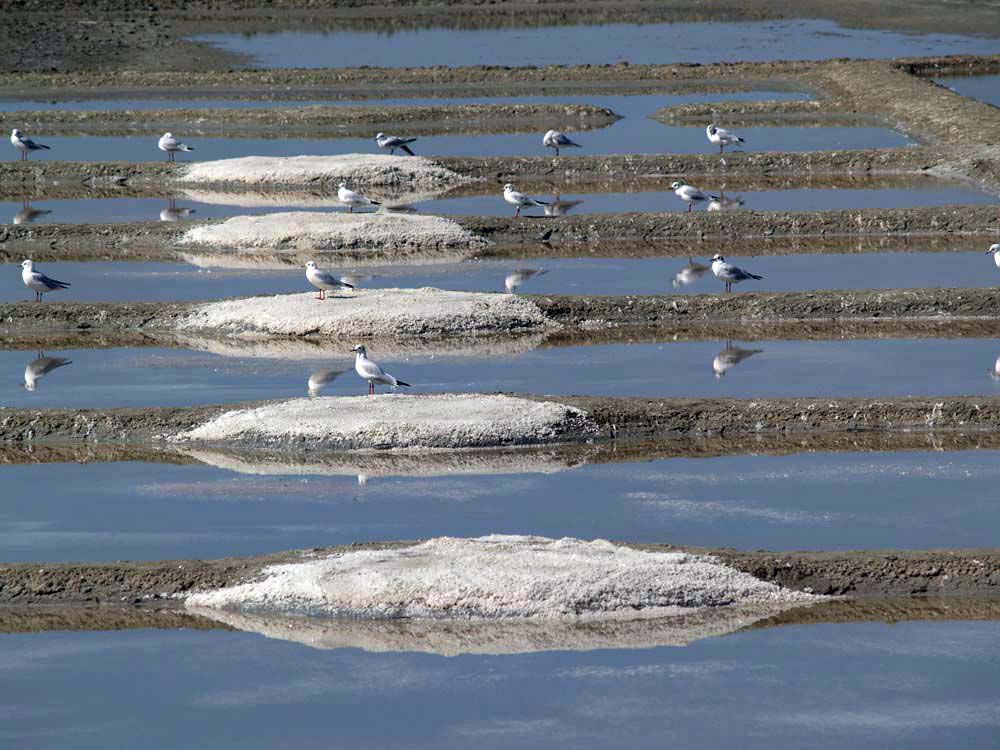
[505,268,548,293]
[711,253,763,293]
[503,183,549,217]
[24,353,72,391]
[11,129,50,161]
[20,259,71,302]
[351,344,411,396]
[671,181,719,212]
[13,200,52,225]
[986,243,1000,270]
[308,367,348,396]
[305,260,354,300]
[706,124,745,154]
[158,132,194,162]
[543,129,582,156]
[159,199,196,222]
[712,343,763,378]
[375,132,417,156]
[338,182,380,213]
[672,257,710,288]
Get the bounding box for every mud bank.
[4,394,1000,449]
[1,542,997,607]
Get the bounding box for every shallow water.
[2,251,997,304]
[3,448,1000,561]
[933,74,1000,108]
[192,19,1000,68]
[3,337,1000,412]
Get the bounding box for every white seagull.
[351,344,411,396]
[338,182,380,213]
[986,243,1000,270]
[671,181,720,212]
[20,259,71,302]
[503,183,549,217]
[706,124,745,154]
[505,268,548,293]
[305,260,354,300]
[543,129,582,156]
[158,132,194,162]
[375,132,417,156]
[712,343,763,378]
[11,129,50,161]
[24,353,72,391]
[711,253,763,293]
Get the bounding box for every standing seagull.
[351,344,411,396]
[503,183,549,217]
[671,181,719,212]
[305,260,354,300]
[706,124,745,154]
[543,129,582,157]
[338,182,380,213]
[20,259,70,302]
[24,353,72,391]
[375,132,417,156]
[158,132,194,162]
[11,129,50,161]
[711,254,763,293]
[986,243,1000,270]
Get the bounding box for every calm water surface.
[933,74,1000,108]
[192,20,1000,68]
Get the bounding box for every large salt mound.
[174,395,596,450]
[186,535,818,620]
[188,602,805,655]
[177,211,487,253]
[178,289,551,338]
[176,154,465,189]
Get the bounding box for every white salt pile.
[177,288,551,338]
[174,395,596,450]
[177,211,487,253]
[186,535,818,620]
[176,154,465,189]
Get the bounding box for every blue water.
[934,74,1000,108]
[192,19,1000,68]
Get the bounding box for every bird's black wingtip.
[396,381,412,387]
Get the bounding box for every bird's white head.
[711,254,724,262]
[375,132,385,139]
[20,259,33,270]
[987,244,1000,254]
[503,183,515,191]
[707,124,717,134]
[163,132,172,138]
[351,344,367,355]
[11,128,21,137]
[670,181,682,189]
[305,260,317,269]
[339,182,348,189]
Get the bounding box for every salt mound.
[174,395,596,450]
[178,289,551,338]
[177,211,487,253]
[189,602,808,655]
[176,154,465,189]
[185,535,818,619]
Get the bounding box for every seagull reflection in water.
[990,354,1000,381]
[543,187,584,217]
[672,257,710,289]
[13,200,52,225]
[505,268,548,294]
[308,368,348,396]
[713,342,763,379]
[24,352,72,391]
[160,198,197,222]
[708,187,745,212]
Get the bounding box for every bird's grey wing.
[357,358,386,380]
[30,357,72,377]
[314,269,346,286]
[36,272,69,289]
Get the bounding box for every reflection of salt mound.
[189,602,809,655]
[179,186,452,208]
[178,289,551,338]
[171,331,549,360]
[183,445,592,478]
[174,395,595,450]
[176,154,466,189]
[178,211,487,253]
[186,535,818,620]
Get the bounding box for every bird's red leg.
[687,204,692,212]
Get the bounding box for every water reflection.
[23,353,72,391]
[712,342,763,378]
[505,267,548,293]
[307,367,348,396]
[12,200,52,225]
[159,199,197,222]
[672,257,710,288]
[708,187,745,211]
[991,355,1000,382]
